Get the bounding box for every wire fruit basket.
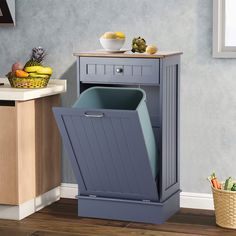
[8,75,50,89]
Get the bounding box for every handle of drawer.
[84,112,104,118]
[116,68,123,73]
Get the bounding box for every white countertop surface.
[0,78,67,101]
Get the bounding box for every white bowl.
[100,37,125,51]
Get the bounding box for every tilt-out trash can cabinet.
[54,50,182,224]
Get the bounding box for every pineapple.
[24,47,46,68]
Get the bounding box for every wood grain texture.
[16,100,36,204]
[74,50,183,58]
[35,95,61,196]
[0,228,35,236]
[0,96,61,205]
[0,100,36,204]
[0,199,235,236]
[0,105,18,204]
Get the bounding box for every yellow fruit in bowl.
[24,66,53,75]
[24,66,42,73]
[36,67,53,75]
[102,32,117,39]
[115,32,125,39]
[146,45,158,54]
[29,73,49,78]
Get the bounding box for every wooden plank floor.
[0,198,235,236]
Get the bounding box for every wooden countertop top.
[0,78,66,101]
[73,50,183,58]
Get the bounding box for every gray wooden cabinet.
[76,51,181,202]
[55,51,182,224]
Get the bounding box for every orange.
[15,70,29,78]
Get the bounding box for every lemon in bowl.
[100,32,125,51]
[115,32,126,39]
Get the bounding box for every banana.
[24,66,42,73]
[36,67,53,75]
[29,73,49,78]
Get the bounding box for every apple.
[12,62,23,74]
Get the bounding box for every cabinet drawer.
[79,57,160,85]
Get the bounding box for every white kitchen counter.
[0,78,66,101]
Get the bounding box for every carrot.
[212,179,221,189]
[210,172,221,189]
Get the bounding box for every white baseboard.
[61,183,78,199]
[0,187,60,220]
[180,192,214,210]
[60,183,214,210]
[35,186,61,212]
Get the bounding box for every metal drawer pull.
[116,68,123,73]
[84,112,104,118]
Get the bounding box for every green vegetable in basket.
[231,183,236,191]
[224,177,234,191]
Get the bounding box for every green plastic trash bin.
[73,87,157,177]
[53,86,158,202]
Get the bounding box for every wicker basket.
[8,76,50,89]
[212,185,236,229]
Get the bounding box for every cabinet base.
[0,187,60,220]
[78,191,180,224]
